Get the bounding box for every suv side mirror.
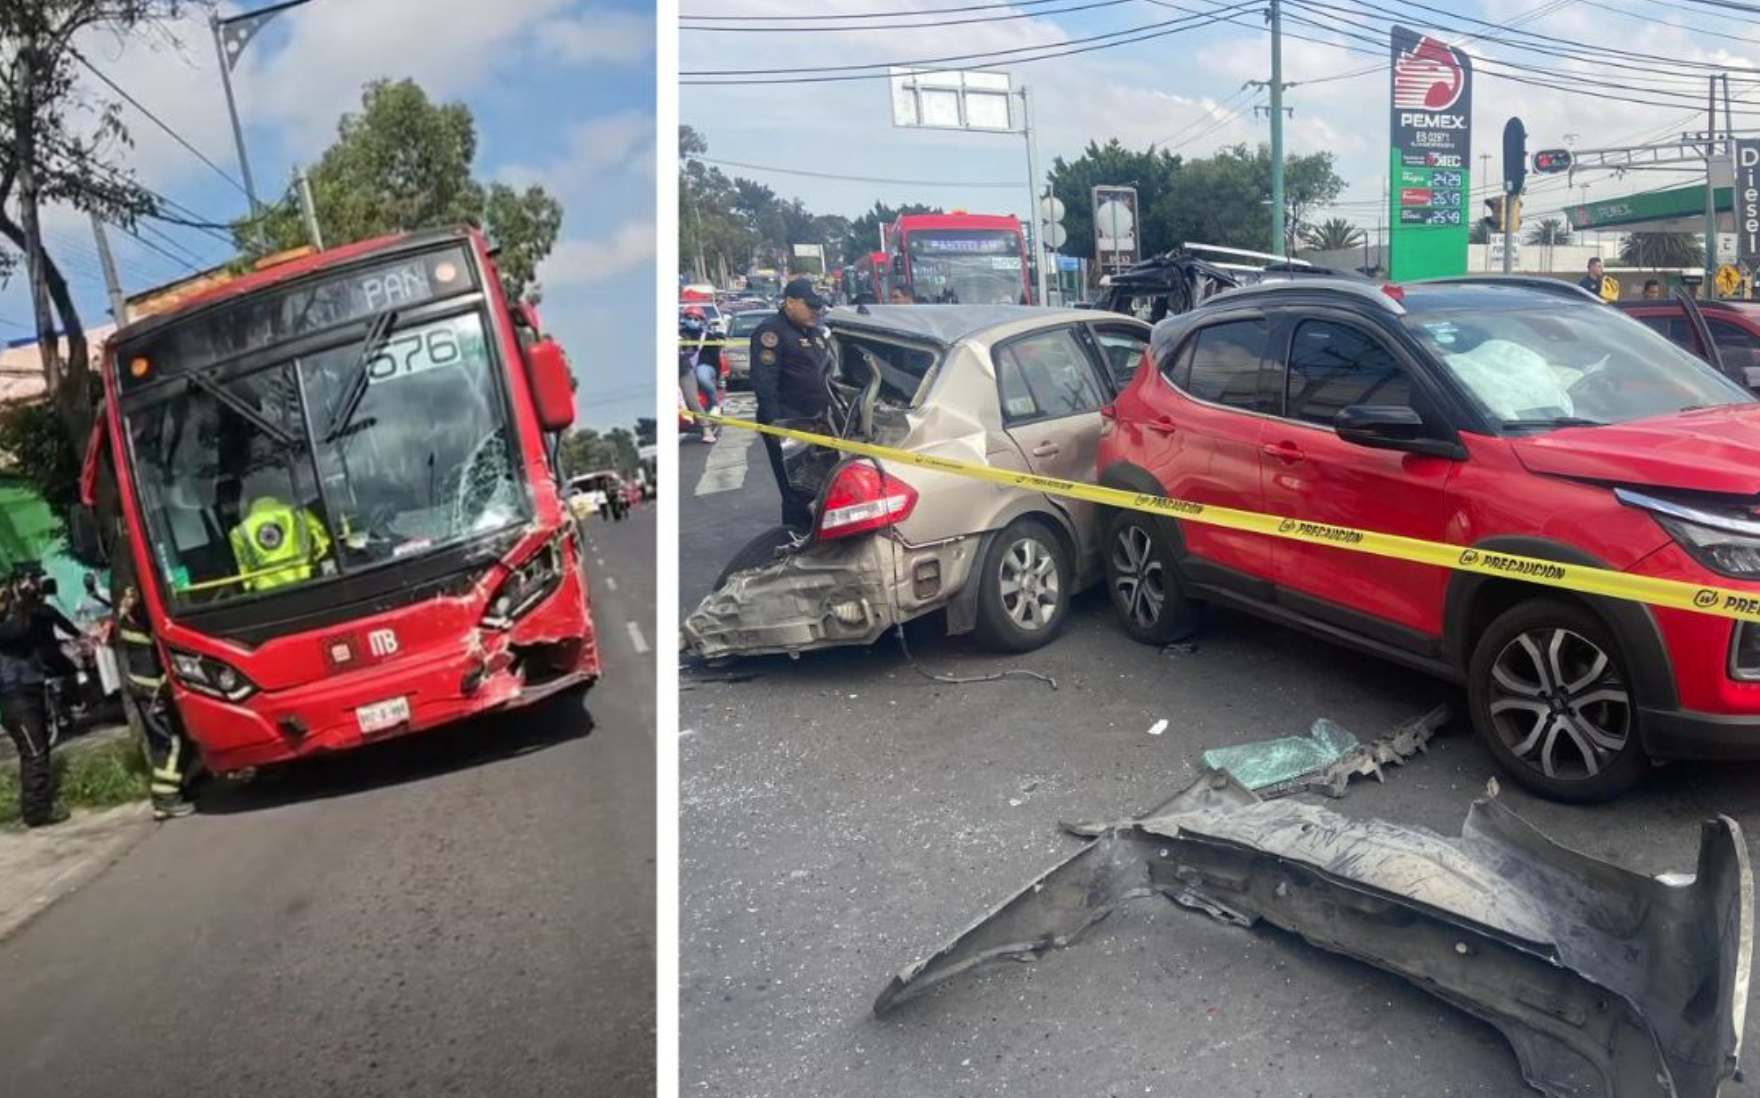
[68,504,106,565]
[526,339,578,431]
[1335,405,1464,459]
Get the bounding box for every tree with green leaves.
[1620,232,1703,268]
[1526,218,1571,246]
[1046,139,1183,263]
[242,78,562,303]
[1305,217,1363,251]
[0,1,177,461]
[561,425,641,478]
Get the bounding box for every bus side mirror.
[891,254,905,276]
[527,339,577,432]
[68,504,107,566]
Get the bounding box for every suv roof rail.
[1211,276,1406,314]
[1417,275,1604,303]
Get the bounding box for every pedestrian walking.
[0,573,67,827]
[749,278,833,530]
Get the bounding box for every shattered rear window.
[832,333,940,407]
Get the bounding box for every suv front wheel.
[1467,598,1648,802]
[1102,509,1201,645]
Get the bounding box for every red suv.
[1618,298,1760,393]
[1096,277,1760,801]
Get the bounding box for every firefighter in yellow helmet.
[228,496,333,591]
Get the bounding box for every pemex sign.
[1389,26,1473,280]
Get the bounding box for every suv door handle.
[1145,415,1178,434]
[1262,440,1307,464]
[1030,441,1061,458]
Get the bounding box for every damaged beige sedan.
[683,306,1151,659]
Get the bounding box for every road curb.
[0,802,154,947]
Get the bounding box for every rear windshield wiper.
[185,370,297,449]
[321,309,397,443]
[1498,416,1606,431]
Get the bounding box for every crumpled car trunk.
[877,771,1753,1098]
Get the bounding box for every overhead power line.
[684,0,1139,32]
[681,0,1259,83]
[694,156,1020,187]
[683,0,1100,20]
[71,52,249,197]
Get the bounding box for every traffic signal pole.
[1269,0,1285,257]
[1706,75,1719,297]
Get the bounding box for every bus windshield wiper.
[1498,416,1606,431]
[322,309,397,443]
[185,370,297,449]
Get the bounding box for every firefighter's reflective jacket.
[227,497,332,591]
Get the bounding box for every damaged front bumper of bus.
[876,771,1754,1098]
[681,531,983,659]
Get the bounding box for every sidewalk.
[0,801,153,944]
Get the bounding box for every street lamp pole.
[210,11,261,224]
[208,0,317,247]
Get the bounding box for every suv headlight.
[482,533,568,630]
[1619,488,1760,580]
[169,649,256,702]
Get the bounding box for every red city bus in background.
[77,226,600,773]
[851,251,891,301]
[889,213,1031,304]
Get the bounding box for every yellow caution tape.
[693,411,1760,625]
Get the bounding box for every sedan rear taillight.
[720,350,731,375]
[817,461,918,541]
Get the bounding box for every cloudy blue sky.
[681,0,1759,251]
[9,0,655,431]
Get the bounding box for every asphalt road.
[678,416,1760,1098]
[0,504,656,1098]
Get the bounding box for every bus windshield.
[907,230,1023,304]
[123,307,529,607]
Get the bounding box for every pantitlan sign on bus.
[1388,25,1472,280]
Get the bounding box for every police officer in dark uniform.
[749,278,833,530]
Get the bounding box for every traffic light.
[1483,195,1506,234]
[1533,149,1573,174]
[1481,195,1523,234]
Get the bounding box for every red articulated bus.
[78,226,600,773]
[890,213,1030,305]
[851,251,891,301]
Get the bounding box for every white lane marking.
[595,556,605,566]
[605,576,619,591]
[625,621,650,654]
[693,425,756,497]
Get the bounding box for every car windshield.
[1402,305,1753,431]
[124,309,529,607]
[728,312,767,338]
[908,231,1023,305]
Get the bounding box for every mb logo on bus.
[368,629,399,658]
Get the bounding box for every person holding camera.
[0,573,68,827]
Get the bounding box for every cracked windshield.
[126,307,524,604]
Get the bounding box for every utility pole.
[1020,85,1048,306]
[1706,75,1720,296]
[1479,153,1492,271]
[210,11,262,227]
[295,165,324,250]
[1268,0,1286,257]
[89,213,127,323]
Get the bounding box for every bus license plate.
[356,697,410,735]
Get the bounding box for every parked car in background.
[1096,275,1760,802]
[719,309,770,388]
[570,471,629,522]
[1616,298,1760,391]
[684,305,1152,660]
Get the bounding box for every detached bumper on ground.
[682,533,982,659]
[878,771,1753,1098]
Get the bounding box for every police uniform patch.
[798,338,811,347]
[760,350,777,366]
[257,522,285,551]
[760,331,779,349]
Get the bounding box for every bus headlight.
[169,650,256,702]
[482,534,568,630]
